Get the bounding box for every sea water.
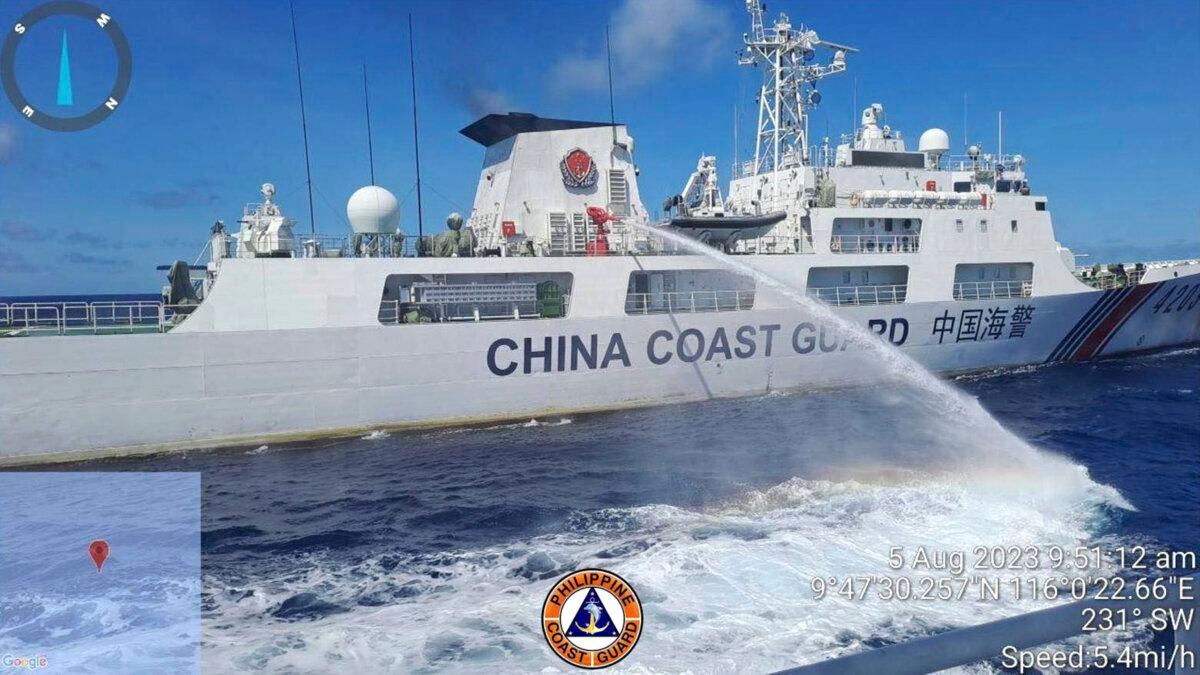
[164,349,1194,672]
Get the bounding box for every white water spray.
[627,221,1110,485]
[630,222,974,409]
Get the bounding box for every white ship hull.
[2,260,1197,466]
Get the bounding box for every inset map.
[0,472,200,673]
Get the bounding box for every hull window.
[807,265,909,306]
[379,272,573,324]
[625,269,755,314]
[953,263,1033,300]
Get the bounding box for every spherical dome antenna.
[347,185,400,234]
[918,128,950,156]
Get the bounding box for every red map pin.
[89,540,109,572]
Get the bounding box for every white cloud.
[548,0,730,95]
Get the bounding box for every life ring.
[849,192,861,207]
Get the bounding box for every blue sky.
[0,0,1197,295]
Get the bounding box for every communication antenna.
[605,25,616,127]
[851,76,857,135]
[362,64,376,186]
[288,0,317,235]
[732,103,738,182]
[998,110,1003,161]
[737,0,856,174]
[408,13,424,254]
[962,93,968,153]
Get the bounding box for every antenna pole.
[408,13,424,255]
[605,25,616,126]
[363,64,376,186]
[289,0,316,235]
[732,103,738,182]
[851,77,857,134]
[998,110,1003,160]
[962,93,968,152]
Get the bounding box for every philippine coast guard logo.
[560,148,599,189]
[542,568,642,668]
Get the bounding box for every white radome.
[347,186,400,234]
[918,128,950,155]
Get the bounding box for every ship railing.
[952,280,1033,300]
[0,301,191,336]
[624,290,756,315]
[939,152,1023,172]
[378,295,571,324]
[1078,269,1147,290]
[729,234,816,255]
[807,284,908,306]
[830,234,920,254]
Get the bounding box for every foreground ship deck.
[2,1,1198,465]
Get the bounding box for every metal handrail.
[730,234,816,255]
[0,301,191,335]
[1080,270,1147,290]
[952,280,1033,300]
[624,289,756,314]
[807,284,908,306]
[378,295,571,324]
[830,234,920,254]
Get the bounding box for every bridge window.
[1035,201,1046,211]
[1011,220,1018,232]
[378,272,572,324]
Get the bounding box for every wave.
[201,462,1136,673]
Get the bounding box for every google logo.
[1,653,49,669]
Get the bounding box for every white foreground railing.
[0,301,189,335]
[624,290,756,314]
[807,284,907,306]
[953,280,1033,300]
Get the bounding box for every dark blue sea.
[8,294,1198,672]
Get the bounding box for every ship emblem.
[542,568,642,668]
[560,148,599,189]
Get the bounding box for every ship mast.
[738,0,855,175]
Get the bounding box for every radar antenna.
[738,0,855,175]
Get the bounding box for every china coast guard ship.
[2,1,1198,465]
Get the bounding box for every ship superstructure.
[1,2,1197,465]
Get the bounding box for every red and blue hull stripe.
[1047,282,1162,362]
